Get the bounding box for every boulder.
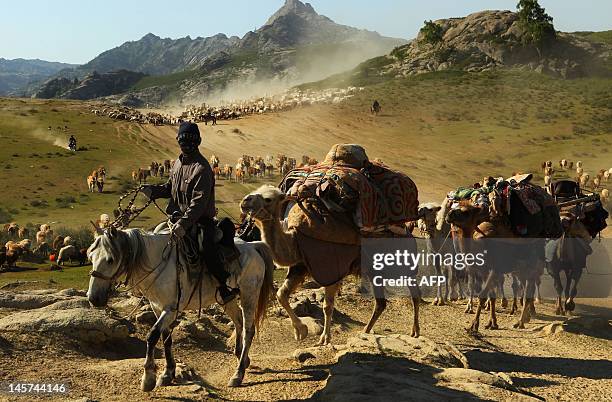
[340,333,462,368]
[57,288,87,297]
[0,290,69,309]
[38,297,91,311]
[285,316,323,336]
[312,333,538,401]
[0,308,132,342]
[135,310,157,325]
[292,347,318,363]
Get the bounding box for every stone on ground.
[0,307,132,342]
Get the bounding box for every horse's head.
[86,227,145,307]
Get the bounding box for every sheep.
[52,235,65,252]
[36,230,47,245]
[17,239,31,251]
[33,242,51,257]
[63,236,73,246]
[604,171,611,181]
[592,177,601,189]
[576,167,584,177]
[4,223,19,237]
[4,241,25,267]
[18,227,29,239]
[544,175,552,194]
[576,161,583,169]
[601,189,610,203]
[57,245,87,266]
[579,174,590,188]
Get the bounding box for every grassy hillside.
[573,30,612,45]
[0,69,610,234]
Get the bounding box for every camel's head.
[445,203,487,233]
[240,185,286,221]
[416,203,442,235]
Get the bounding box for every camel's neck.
[255,206,301,267]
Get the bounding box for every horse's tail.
[252,241,275,331]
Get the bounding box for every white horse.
[86,226,275,391]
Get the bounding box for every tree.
[420,20,443,46]
[516,0,555,55]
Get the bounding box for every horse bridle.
[89,266,125,283]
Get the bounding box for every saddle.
[154,219,240,280]
[196,218,241,265]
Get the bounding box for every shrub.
[420,20,444,45]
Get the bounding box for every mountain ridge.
[0,58,78,96]
[29,0,405,101]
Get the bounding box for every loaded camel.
[416,203,466,305]
[445,200,544,334]
[241,185,420,345]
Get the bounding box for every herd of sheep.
[93,86,364,126]
[1,223,87,270]
[543,160,611,202]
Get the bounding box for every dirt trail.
[0,284,610,401]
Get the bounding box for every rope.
[110,186,168,229]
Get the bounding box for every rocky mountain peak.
[264,0,319,26]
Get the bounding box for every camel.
[416,203,465,305]
[240,185,420,345]
[446,203,544,334]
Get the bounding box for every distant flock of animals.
[132,160,173,183]
[92,86,364,126]
[542,159,611,202]
[91,106,181,125]
[129,154,318,185]
[1,223,87,270]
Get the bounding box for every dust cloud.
[177,39,398,107]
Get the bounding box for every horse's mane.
[90,228,151,284]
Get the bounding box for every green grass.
[0,263,90,290]
[132,69,200,91]
[0,98,174,229]
[573,30,612,45]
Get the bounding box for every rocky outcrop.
[0,307,133,342]
[378,10,611,79]
[32,76,79,99]
[311,333,540,401]
[34,70,146,100]
[0,288,134,342]
[0,289,80,309]
[66,70,146,100]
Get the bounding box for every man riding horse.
[142,122,238,304]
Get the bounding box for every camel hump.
[324,144,369,169]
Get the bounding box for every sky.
[1,0,611,64]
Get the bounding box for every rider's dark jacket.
[148,151,215,233]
